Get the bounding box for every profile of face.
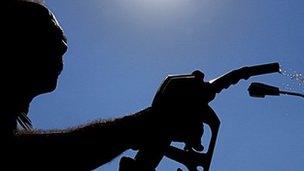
[4,2,68,98]
[28,7,68,95]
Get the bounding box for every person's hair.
[2,0,48,131]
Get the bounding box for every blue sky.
[31,0,304,170]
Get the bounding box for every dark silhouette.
[1,1,208,170]
[1,1,281,170]
[248,82,304,98]
[119,63,280,170]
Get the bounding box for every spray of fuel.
[280,67,304,92]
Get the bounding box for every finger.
[184,125,204,152]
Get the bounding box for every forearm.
[10,107,153,170]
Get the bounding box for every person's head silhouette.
[1,1,68,132]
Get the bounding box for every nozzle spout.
[244,62,280,79]
[210,62,280,93]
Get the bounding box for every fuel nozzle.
[248,82,304,99]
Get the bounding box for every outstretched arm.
[8,108,153,170]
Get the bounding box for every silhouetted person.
[1,1,206,170]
